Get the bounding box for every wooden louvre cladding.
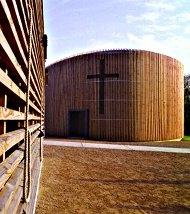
[46,49,184,142]
[0,0,45,213]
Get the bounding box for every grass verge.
[183,136,190,141]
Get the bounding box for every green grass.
[183,135,190,141]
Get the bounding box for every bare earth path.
[36,141,190,214]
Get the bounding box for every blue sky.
[44,0,190,74]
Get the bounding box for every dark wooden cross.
[87,59,119,114]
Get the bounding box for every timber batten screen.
[46,50,184,142]
[0,0,45,213]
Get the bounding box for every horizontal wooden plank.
[19,0,29,35]
[29,101,41,114]
[31,48,43,91]
[0,107,41,121]
[0,0,27,66]
[0,165,23,212]
[0,27,26,85]
[0,123,40,156]
[30,84,41,108]
[0,150,23,190]
[0,68,42,114]
[0,132,40,190]
[30,3,44,89]
[6,184,22,214]
[1,1,43,112]
[25,158,41,214]
[0,139,40,212]
[31,131,40,142]
[13,0,43,97]
[11,0,28,52]
[0,67,25,101]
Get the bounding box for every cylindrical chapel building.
[45,49,184,142]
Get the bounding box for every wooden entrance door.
[68,110,89,138]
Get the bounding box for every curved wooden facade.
[46,50,184,142]
[0,0,45,213]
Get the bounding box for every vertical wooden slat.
[0,69,8,141]
[46,50,184,142]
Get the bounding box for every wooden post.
[0,69,8,160]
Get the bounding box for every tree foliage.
[184,75,190,135]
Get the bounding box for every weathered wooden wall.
[0,0,45,213]
[46,50,184,142]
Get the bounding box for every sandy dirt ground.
[36,145,190,214]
